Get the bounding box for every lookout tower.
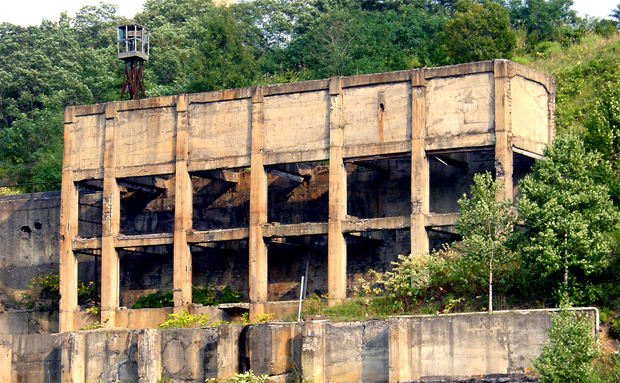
[117,24,149,100]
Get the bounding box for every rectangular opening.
[119,245,173,308]
[346,156,411,219]
[76,182,103,239]
[267,235,327,301]
[191,239,249,302]
[77,251,100,310]
[429,149,495,214]
[346,229,411,293]
[267,162,329,225]
[119,175,174,236]
[192,169,249,231]
[513,151,537,201]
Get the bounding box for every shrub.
[534,310,599,383]
[159,311,210,329]
[206,370,269,383]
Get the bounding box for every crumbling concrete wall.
[0,192,61,300]
[0,310,597,383]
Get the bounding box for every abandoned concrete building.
[0,59,554,335]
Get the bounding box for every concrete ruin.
[1,59,560,333]
[0,309,597,383]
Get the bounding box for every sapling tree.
[455,172,516,312]
[515,134,620,305]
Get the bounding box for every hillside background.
[0,0,618,189]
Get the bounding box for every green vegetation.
[19,272,96,310]
[158,311,211,329]
[534,310,600,382]
[131,285,243,309]
[0,0,615,189]
[205,370,269,383]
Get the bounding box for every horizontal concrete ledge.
[188,228,249,243]
[343,216,410,233]
[115,233,174,248]
[263,222,328,238]
[426,213,459,227]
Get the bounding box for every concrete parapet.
[301,320,388,383]
[387,311,554,382]
[246,323,301,382]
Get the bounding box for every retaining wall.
[0,309,596,383]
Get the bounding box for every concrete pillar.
[388,317,415,383]
[328,77,347,305]
[61,332,86,383]
[301,321,327,383]
[494,60,513,201]
[0,335,12,383]
[137,329,161,383]
[101,102,120,328]
[173,94,193,311]
[59,107,79,333]
[249,86,269,316]
[410,69,429,255]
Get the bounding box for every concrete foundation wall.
[0,310,597,383]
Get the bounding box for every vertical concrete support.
[173,94,193,311]
[59,107,79,333]
[101,102,121,327]
[328,77,347,305]
[301,321,326,383]
[494,60,513,201]
[410,69,429,255]
[0,335,12,383]
[249,87,268,316]
[137,329,162,383]
[388,317,415,383]
[61,332,86,383]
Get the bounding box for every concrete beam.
[262,222,328,238]
[188,228,250,243]
[114,233,174,248]
[194,170,241,184]
[342,216,410,233]
[265,167,306,184]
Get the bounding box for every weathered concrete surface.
[387,312,553,383]
[54,60,554,330]
[0,310,597,383]
[0,311,58,335]
[0,192,61,300]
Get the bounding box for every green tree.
[455,172,516,312]
[534,310,599,382]
[515,134,620,305]
[442,0,516,64]
[507,0,582,47]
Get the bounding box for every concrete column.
[137,329,162,383]
[494,60,513,201]
[173,94,193,311]
[388,317,414,383]
[410,69,429,255]
[101,102,120,328]
[61,332,86,383]
[301,321,326,383]
[0,335,12,383]
[249,86,268,316]
[328,77,347,305]
[59,107,79,333]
